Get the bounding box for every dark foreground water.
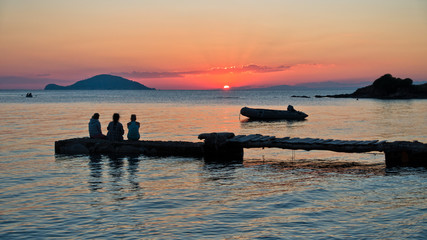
[1,90,426,239]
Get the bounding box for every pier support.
[383,141,427,168]
[198,132,244,161]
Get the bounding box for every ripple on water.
[1,94,426,239]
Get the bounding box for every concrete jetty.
[55,132,427,168]
[222,134,427,168]
[55,138,203,158]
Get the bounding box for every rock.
[198,132,243,161]
[291,95,310,98]
[316,74,427,99]
[60,143,90,155]
[93,142,114,154]
[117,145,140,154]
[55,138,204,157]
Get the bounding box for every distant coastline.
[315,74,427,99]
[232,81,372,91]
[1,73,425,92]
[44,74,155,90]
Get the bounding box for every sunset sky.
[1,0,426,90]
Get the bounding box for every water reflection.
[202,161,243,183]
[88,155,103,191]
[127,156,141,192]
[239,118,308,138]
[108,155,124,179]
[240,118,307,124]
[87,155,142,199]
[239,118,307,134]
[370,100,427,141]
[51,153,426,239]
[245,158,386,175]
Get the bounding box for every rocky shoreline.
[315,74,427,99]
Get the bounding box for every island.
[315,74,427,99]
[44,74,155,90]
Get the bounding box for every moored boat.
[240,106,308,120]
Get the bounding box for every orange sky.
[1,0,426,89]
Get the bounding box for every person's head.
[112,113,120,122]
[131,114,137,121]
[92,113,100,119]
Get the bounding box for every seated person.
[287,105,296,112]
[107,113,124,141]
[127,114,141,141]
[88,113,106,139]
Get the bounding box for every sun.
[223,85,230,89]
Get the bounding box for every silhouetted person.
[127,114,140,141]
[287,105,296,112]
[107,113,124,141]
[89,113,106,139]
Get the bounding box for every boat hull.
[240,107,308,120]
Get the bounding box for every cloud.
[0,76,64,89]
[36,73,51,77]
[242,64,291,73]
[208,64,291,74]
[111,64,293,79]
[111,71,186,78]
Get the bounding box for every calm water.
[1,90,426,239]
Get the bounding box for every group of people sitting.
[88,113,140,141]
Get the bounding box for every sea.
[0,89,426,239]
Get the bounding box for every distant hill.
[316,74,427,99]
[294,81,372,89]
[234,81,371,91]
[44,74,155,90]
[234,84,308,91]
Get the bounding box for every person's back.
[107,113,124,141]
[127,114,140,141]
[89,113,106,139]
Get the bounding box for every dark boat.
[240,106,308,120]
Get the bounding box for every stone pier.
[55,132,427,168]
[55,138,204,158]
[198,132,243,161]
[383,141,427,168]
